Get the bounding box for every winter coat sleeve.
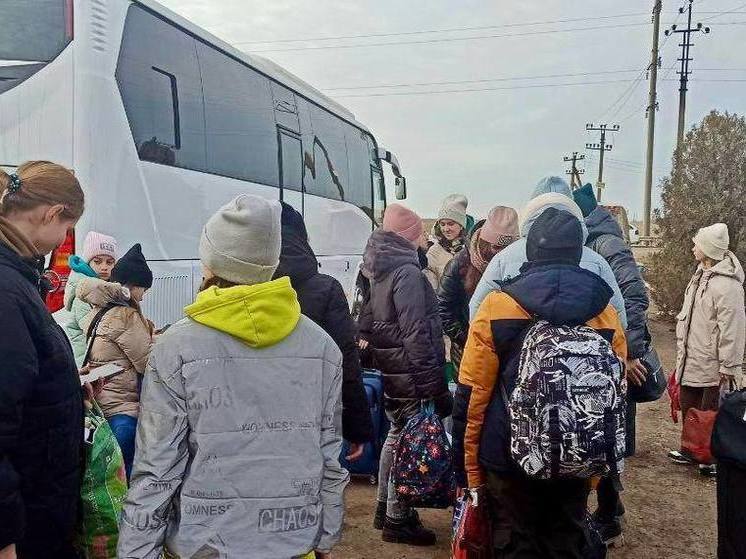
[0,294,36,549]
[112,309,154,375]
[713,280,746,378]
[438,256,468,347]
[392,267,443,375]
[590,250,628,329]
[454,293,503,488]
[321,280,374,443]
[594,235,650,359]
[118,352,190,559]
[315,346,349,553]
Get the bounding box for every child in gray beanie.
[119,194,348,559]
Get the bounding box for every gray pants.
[376,400,421,520]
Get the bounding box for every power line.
[331,78,637,99]
[321,68,642,91]
[234,12,654,45]
[245,21,661,53]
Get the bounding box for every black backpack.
[712,389,746,467]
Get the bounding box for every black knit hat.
[526,207,583,265]
[111,244,153,288]
[280,201,309,241]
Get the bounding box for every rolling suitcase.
[340,369,389,483]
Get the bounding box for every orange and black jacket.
[452,262,628,487]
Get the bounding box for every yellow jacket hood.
[184,277,301,348]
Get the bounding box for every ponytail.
[0,161,84,220]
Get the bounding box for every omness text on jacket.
[274,207,373,444]
[78,278,153,418]
[676,251,746,388]
[452,263,628,487]
[361,229,449,402]
[585,205,650,359]
[61,256,99,366]
[0,242,83,556]
[118,276,348,559]
[469,192,627,328]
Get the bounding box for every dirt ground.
[336,317,718,559]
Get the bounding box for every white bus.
[0,0,407,326]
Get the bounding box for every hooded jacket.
[78,278,153,418]
[469,192,627,328]
[361,229,449,403]
[585,206,650,359]
[452,263,628,487]
[676,251,746,388]
[0,242,83,557]
[62,257,100,367]
[274,207,373,444]
[118,277,348,559]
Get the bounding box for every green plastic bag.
[77,401,127,559]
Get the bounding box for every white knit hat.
[437,194,468,228]
[694,223,729,261]
[199,195,282,285]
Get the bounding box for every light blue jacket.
[469,186,627,327]
[62,256,99,366]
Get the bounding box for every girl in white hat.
[669,223,745,474]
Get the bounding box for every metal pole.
[597,129,606,202]
[643,0,662,237]
[676,1,693,147]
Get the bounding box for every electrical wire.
[233,12,653,45]
[245,21,659,53]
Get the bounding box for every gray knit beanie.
[199,195,282,285]
[437,194,469,228]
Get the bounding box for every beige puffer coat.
[676,251,746,388]
[78,278,154,418]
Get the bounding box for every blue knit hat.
[531,176,572,199]
[572,183,598,218]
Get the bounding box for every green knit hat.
[572,183,598,218]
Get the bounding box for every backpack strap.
[603,408,619,476]
[548,407,562,478]
[82,305,116,367]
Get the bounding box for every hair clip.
[7,173,22,194]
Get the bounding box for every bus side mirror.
[395,176,407,200]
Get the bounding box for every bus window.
[279,130,303,192]
[305,105,349,202]
[0,1,71,63]
[271,83,300,133]
[116,6,206,170]
[346,127,374,218]
[197,42,278,186]
[0,0,72,94]
[372,168,385,226]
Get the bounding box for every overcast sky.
[159,0,746,221]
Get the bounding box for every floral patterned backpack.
[392,401,454,509]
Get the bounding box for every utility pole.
[665,0,710,149]
[564,152,585,188]
[643,0,662,237]
[585,123,620,202]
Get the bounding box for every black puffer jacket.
[275,204,373,443]
[361,229,449,404]
[585,206,650,359]
[0,242,83,557]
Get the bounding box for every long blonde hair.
[0,161,84,219]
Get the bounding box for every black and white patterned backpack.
[504,320,627,479]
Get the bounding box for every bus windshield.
[0,0,71,63]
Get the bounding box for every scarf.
[0,216,39,260]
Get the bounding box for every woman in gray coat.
[118,195,347,559]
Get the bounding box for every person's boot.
[382,510,437,546]
[373,501,387,530]
[591,513,623,545]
